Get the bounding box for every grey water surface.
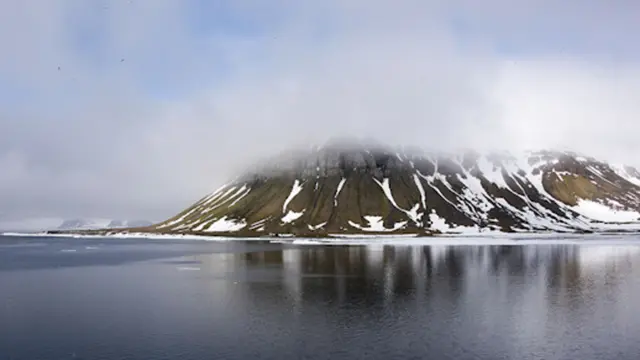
[1,235,640,360]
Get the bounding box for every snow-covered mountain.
[57,218,153,230]
[0,218,153,233]
[141,141,640,236]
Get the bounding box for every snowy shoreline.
[3,230,640,246]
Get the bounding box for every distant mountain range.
[0,218,153,233]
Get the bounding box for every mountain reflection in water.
[2,239,640,360]
[229,245,640,304]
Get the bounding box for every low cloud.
[1,0,639,220]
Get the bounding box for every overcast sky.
[1,0,639,221]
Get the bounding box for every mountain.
[57,219,153,230]
[41,140,640,238]
[0,218,153,233]
[136,140,640,237]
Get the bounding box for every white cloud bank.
[0,0,639,220]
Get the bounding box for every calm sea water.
[1,235,640,360]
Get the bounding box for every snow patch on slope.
[334,178,346,206]
[374,178,420,224]
[308,222,327,231]
[349,216,407,232]
[612,164,640,187]
[227,186,250,207]
[283,180,303,213]
[428,211,481,234]
[571,200,640,222]
[282,210,304,223]
[249,218,269,231]
[198,183,232,205]
[412,174,426,210]
[476,157,509,188]
[204,217,246,232]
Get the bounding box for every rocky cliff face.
[145,141,640,236]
